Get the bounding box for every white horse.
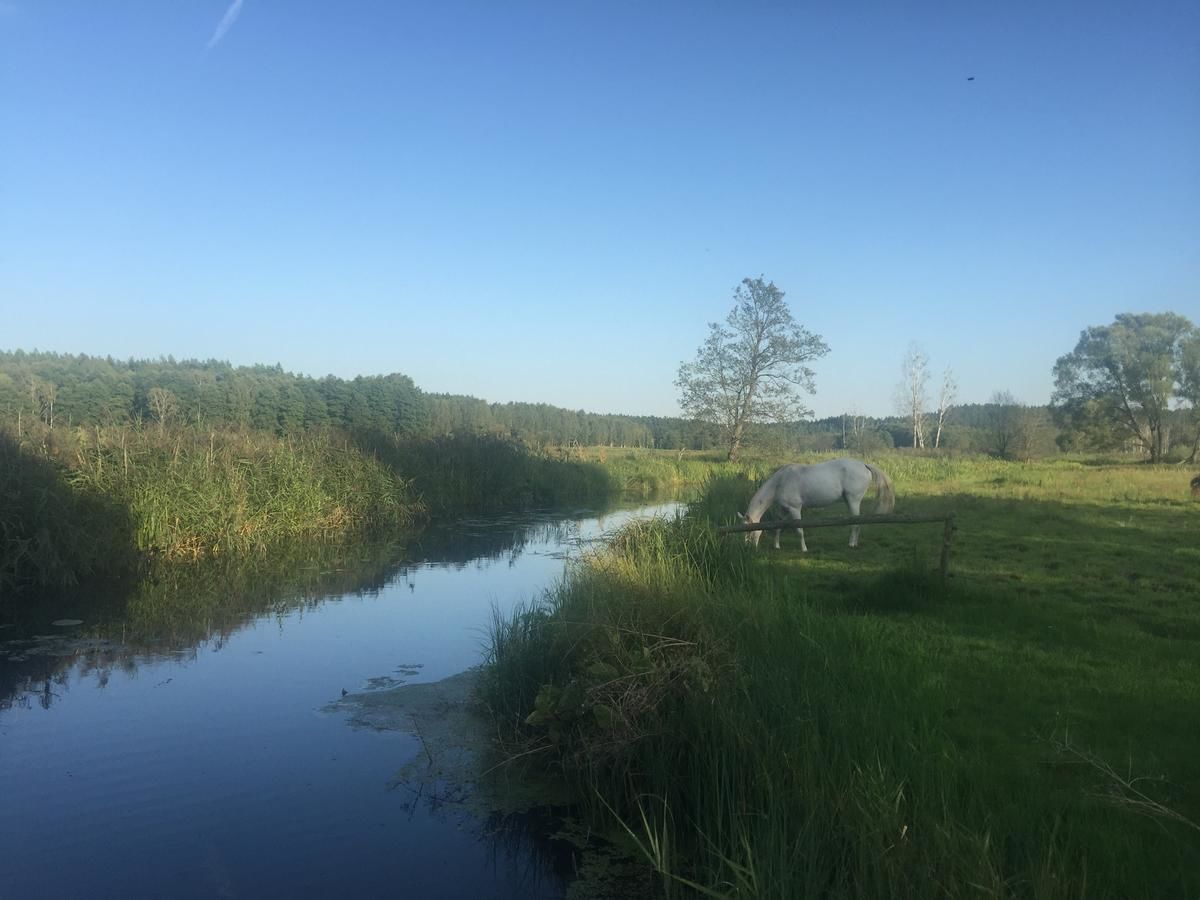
[739,458,895,551]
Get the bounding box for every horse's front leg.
[782,504,806,552]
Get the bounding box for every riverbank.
[481,465,1200,898]
[1,427,625,601]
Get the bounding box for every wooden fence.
[717,512,959,581]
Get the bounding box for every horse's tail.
[865,463,895,514]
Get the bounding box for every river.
[0,499,682,899]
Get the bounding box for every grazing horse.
[739,458,895,551]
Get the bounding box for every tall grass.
[2,427,633,601]
[69,427,424,557]
[482,470,1200,898]
[0,429,135,596]
[365,432,616,512]
[565,447,783,497]
[0,425,425,600]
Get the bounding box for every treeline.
[804,402,1196,460]
[0,351,720,449]
[0,350,1034,454]
[5,350,1192,460]
[795,406,1060,457]
[0,351,427,436]
[426,394,721,450]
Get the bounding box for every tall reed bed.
[481,475,1200,898]
[583,448,773,497]
[72,427,424,557]
[1,425,424,590]
[3,426,625,600]
[0,429,135,596]
[367,432,616,512]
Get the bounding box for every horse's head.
[737,510,764,547]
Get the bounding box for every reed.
[0,425,425,601]
[66,426,424,557]
[364,432,616,513]
[2,426,627,602]
[0,429,135,596]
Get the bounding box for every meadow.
[482,453,1200,898]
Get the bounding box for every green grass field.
[483,454,1200,898]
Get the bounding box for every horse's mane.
[745,466,789,521]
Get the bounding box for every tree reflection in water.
[0,500,681,712]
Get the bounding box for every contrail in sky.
[207,0,244,50]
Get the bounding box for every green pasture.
[484,454,1200,898]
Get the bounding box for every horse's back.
[775,458,870,507]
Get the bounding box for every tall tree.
[676,277,829,461]
[1178,331,1200,463]
[987,391,1017,459]
[1052,313,1195,462]
[38,380,58,427]
[147,387,179,433]
[897,343,930,449]
[933,367,957,449]
[987,390,1047,460]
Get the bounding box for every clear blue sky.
[2,1,1196,418]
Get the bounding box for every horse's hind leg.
[846,495,862,547]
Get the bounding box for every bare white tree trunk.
[846,408,867,453]
[898,344,930,449]
[148,387,179,433]
[934,367,957,448]
[28,375,41,424]
[44,382,57,428]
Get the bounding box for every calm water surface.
[0,500,682,899]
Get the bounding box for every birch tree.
[934,367,957,448]
[897,344,929,449]
[147,387,179,433]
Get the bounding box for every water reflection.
[0,500,681,716]
[0,499,682,899]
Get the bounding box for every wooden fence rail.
[717,512,959,581]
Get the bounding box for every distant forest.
[0,349,1173,457]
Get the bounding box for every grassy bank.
[1,427,643,601]
[0,430,137,595]
[557,446,757,496]
[482,460,1200,898]
[363,431,616,513]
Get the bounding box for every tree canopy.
[676,277,829,461]
[1052,312,1197,462]
[0,351,721,449]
